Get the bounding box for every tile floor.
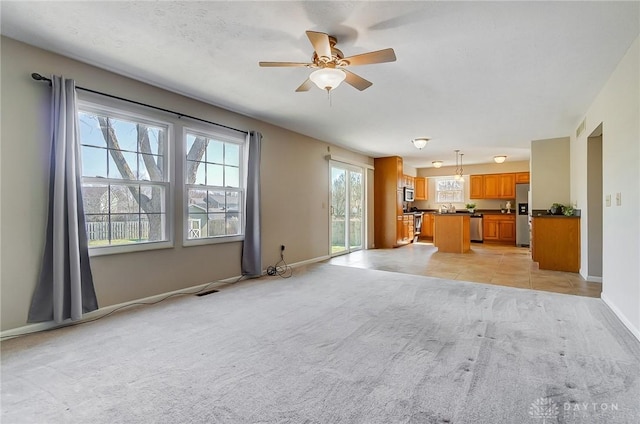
[327,241,602,298]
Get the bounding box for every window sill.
[183,235,244,247]
[88,240,174,257]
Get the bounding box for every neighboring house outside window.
[435,176,465,203]
[184,128,245,245]
[78,103,172,255]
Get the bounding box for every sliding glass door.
[330,162,364,256]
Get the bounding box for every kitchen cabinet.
[374,156,408,248]
[531,216,580,272]
[469,175,484,199]
[470,173,516,199]
[483,214,515,244]
[421,212,434,238]
[515,172,530,184]
[433,214,471,253]
[414,177,428,200]
[401,214,414,242]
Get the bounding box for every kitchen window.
[184,128,245,245]
[78,104,172,254]
[435,177,465,203]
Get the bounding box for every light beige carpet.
[2,263,639,423]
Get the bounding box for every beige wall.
[530,137,570,210]
[570,36,639,338]
[0,37,373,331]
[413,161,529,210]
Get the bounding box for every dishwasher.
[470,214,483,242]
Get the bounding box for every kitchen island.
[433,213,471,253]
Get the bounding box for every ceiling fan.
[259,30,397,92]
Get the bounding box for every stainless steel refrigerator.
[516,183,530,247]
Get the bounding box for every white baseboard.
[1,255,331,340]
[601,293,640,342]
[587,275,603,283]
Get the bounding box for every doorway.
[330,162,364,256]
[587,124,603,280]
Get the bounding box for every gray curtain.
[28,76,98,323]
[241,131,262,277]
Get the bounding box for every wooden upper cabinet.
[483,174,500,198]
[469,175,484,199]
[500,173,515,198]
[471,173,517,199]
[414,177,427,200]
[515,172,530,183]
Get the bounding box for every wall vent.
[576,118,586,138]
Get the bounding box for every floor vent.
[196,289,220,297]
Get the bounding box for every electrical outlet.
[616,192,622,206]
[605,194,611,207]
[280,245,285,251]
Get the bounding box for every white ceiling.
[2,1,638,168]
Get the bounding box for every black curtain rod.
[31,73,248,135]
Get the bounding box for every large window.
[184,129,244,244]
[435,177,465,203]
[78,105,171,253]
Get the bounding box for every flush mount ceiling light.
[494,155,507,164]
[309,68,346,92]
[432,160,443,168]
[411,137,430,150]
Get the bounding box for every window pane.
[110,185,140,214]
[206,140,224,164]
[108,151,137,179]
[226,212,241,235]
[110,118,138,152]
[187,214,206,239]
[225,166,239,188]
[82,183,108,214]
[226,191,240,212]
[207,163,224,186]
[140,185,165,213]
[145,127,161,155]
[79,113,107,148]
[110,214,141,243]
[225,143,240,166]
[207,190,226,212]
[81,146,108,178]
[139,154,163,181]
[188,189,207,208]
[208,214,226,237]
[85,214,110,247]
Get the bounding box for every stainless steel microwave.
[403,187,414,202]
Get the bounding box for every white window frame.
[78,100,174,256]
[435,176,465,203]
[182,126,246,246]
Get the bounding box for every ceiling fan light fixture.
[494,155,507,163]
[411,137,430,150]
[309,68,346,91]
[432,160,443,168]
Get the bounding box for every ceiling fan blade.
[295,78,315,92]
[342,48,397,66]
[306,30,332,59]
[259,61,312,68]
[343,70,373,91]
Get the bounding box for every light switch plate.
[616,192,622,206]
[606,194,611,207]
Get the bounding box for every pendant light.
[454,150,464,180]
